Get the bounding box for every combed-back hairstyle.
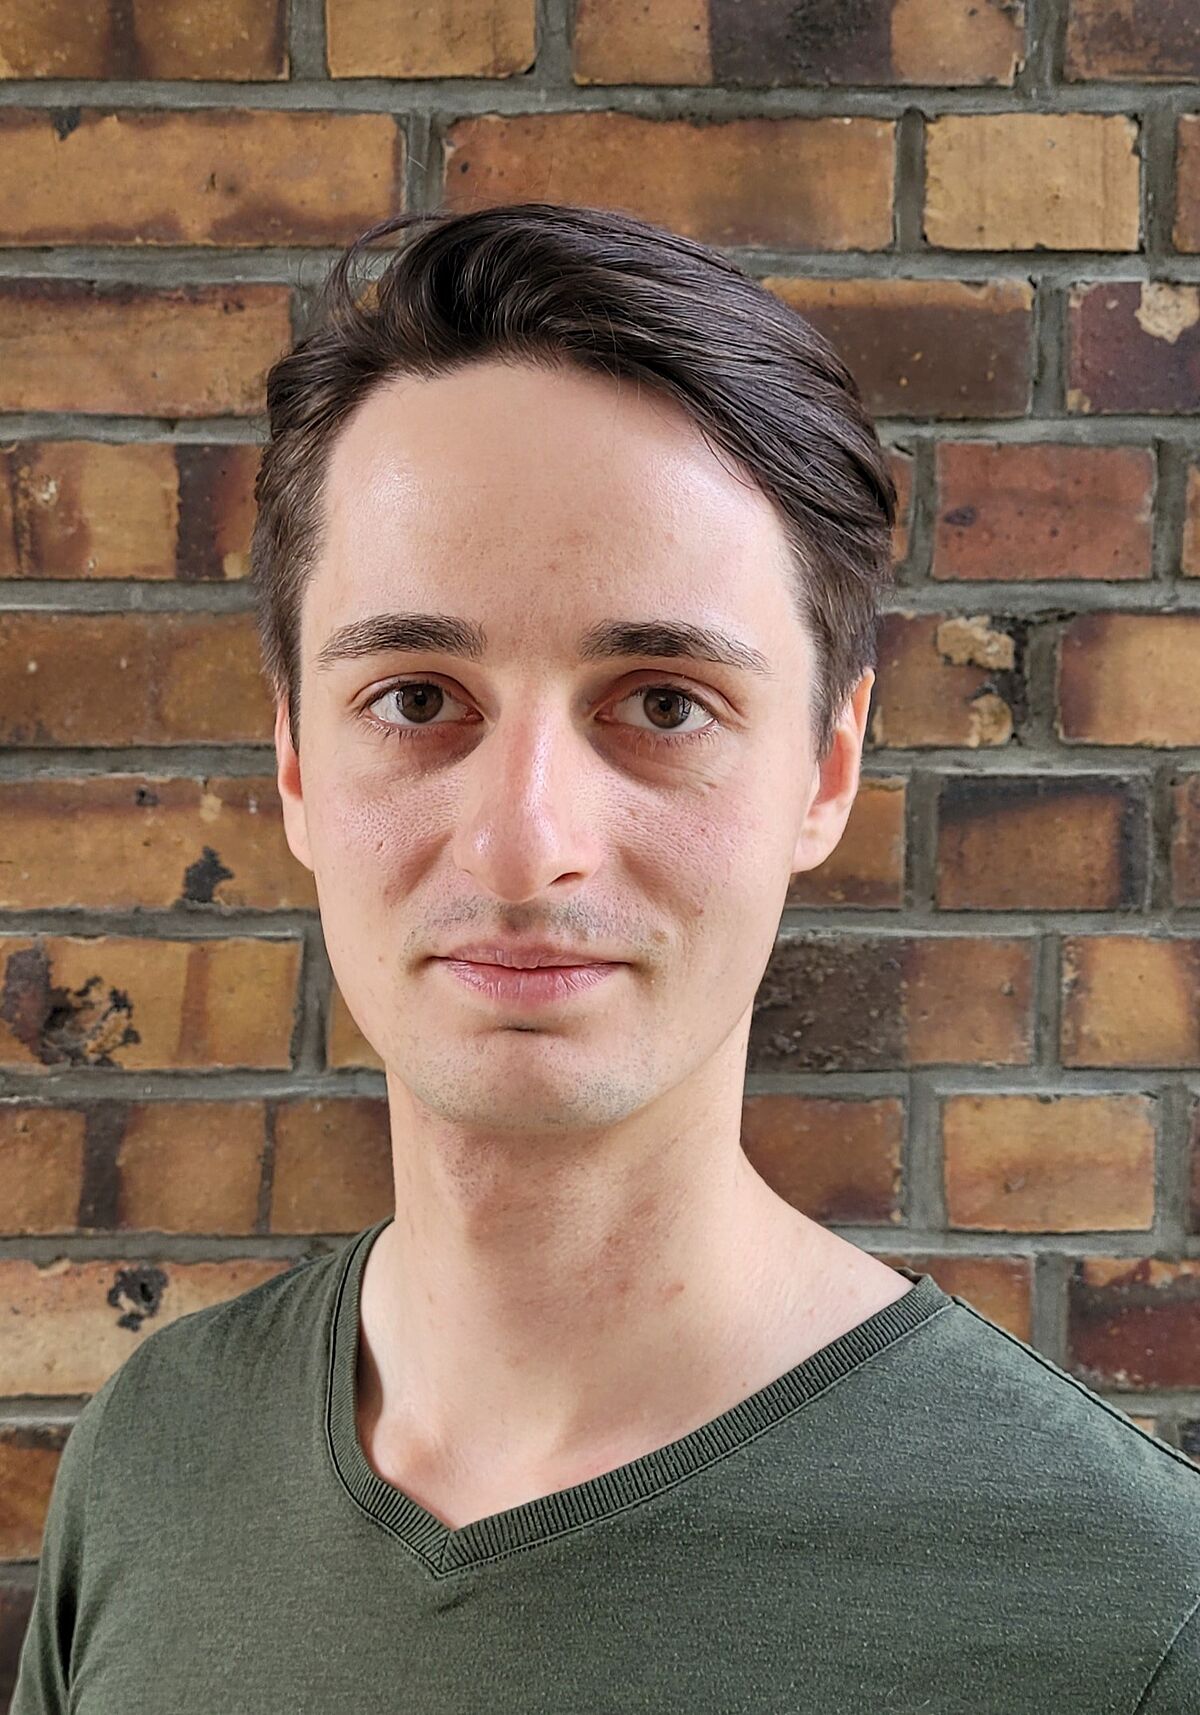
[251,202,896,760]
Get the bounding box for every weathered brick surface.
[889,448,913,564]
[0,1256,292,1396]
[0,442,259,580]
[747,933,1034,1070]
[0,1106,86,1235]
[0,613,274,746]
[1171,775,1200,905]
[0,1424,69,1559]
[270,1098,393,1232]
[936,775,1147,910]
[443,114,895,251]
[0,282,290,416]
[0,111,401,247]
[327,0,536,78]
[785,776,905,907]
[765,278,1034,418]
[868,612,1019,749]
[1057,613,1200,746]
[740,1095,903,1225]
[0,776,316,910]
[925,115,1140,251]
[573,0,1024,87]
[1176,115,1200,252]
[1184,461,1200,573]
[0,936,300,1070]
[0,0,288,78]
[942,1093,1156,1232]
[1067,1258,1200,1390]
[1068,282,1200,415]
[1062,937,1200,1067]
[932,442,1154,581]
[877,1251,1034,1341]
[1065,0,1200,82]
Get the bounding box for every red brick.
[868,612,1019,749]
[0,0,287,78]
[0,936,300,1071]
[1068,1257,1200,1390]
[1171,774,1200,905]
[443,113,895,251]
[0,441,259,580]
[1065,0,1200,81]
[890,447,914,565]
[926,115,1139,251]
[764,277,1034,418]
[1062,936,1200,1067]
[876,1251,1033,1341]
[0,1106,85,1235]
[1068,282,1200,415]
[1058,613,1200,746]
[327,0,535,76]
[933,442,1154,581]
[0,1423,68,1559]
[1184,460,1200,573]
[936,775,1146,910]
[269,1098,393,1233]
[785,776,905,907]
[0,111,400,247]
[943,1093,1155,1232]
[0,282,290,417]
[1176,116,1200,252]
[0,613,274,746]
[740,1095,903,1225]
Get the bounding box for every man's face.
[277,357,870,1133]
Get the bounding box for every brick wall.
[1,0,1199,1695]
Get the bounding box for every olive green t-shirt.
[12,1216,1200,1713]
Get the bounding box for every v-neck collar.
[325,1215,952,1577]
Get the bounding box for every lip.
[435,958,621,1007]
[439,943,622,969]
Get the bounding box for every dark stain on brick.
[943,504,977,528]
[749,934,905,1071]
[1069,282,1200,415]
[106,1264,168,1333]
[0,1421,69,1455]
[134,785,159,808]
[77,1104,130,1231]
[106,0,145,78]
[710,0,891,85]
[1067,0,1200,79]
[0,945,140,1067]
[50,107,82,143]
[180,846,234,905]
[1068,1260,1200,1390]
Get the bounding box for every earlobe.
[274,700,314,874]
[789,669,875,877]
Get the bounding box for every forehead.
[308,357,802,653]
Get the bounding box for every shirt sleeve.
[1135,1596,1200,1714]
[9,1370,121,1715]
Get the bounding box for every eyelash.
[361,678,724,755]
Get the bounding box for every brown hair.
[251,201,896,760]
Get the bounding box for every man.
[14,203,1198,1713]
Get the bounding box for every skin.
[275,356,910,1531]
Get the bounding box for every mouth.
[434,957,621,1007]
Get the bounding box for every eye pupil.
[646,689,690,728]
[399,683,443,722]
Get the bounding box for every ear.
[790,668,875,877]
[275,698,314,873]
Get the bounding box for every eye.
[361,679,722,748]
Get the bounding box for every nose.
[450,701,607,902]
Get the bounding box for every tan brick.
[764,277,1034,418]
[740,1095,903,1225]
[933,442,1154,581]
[1177,116,1200,252]
[1068,282,1200,415]
[0,0,288,78]
[943,1093,1155,1232]
[0,111,400,247]
[0,282,290,416]
[115,1101,264,1232]
[936,775,1146,910]
[0,613,273,746]
[270,1098,393,1233]
[0,442,259,580]
[573,0,1023,86]
[925,115,1139,251]
[868,612,1018,749]
[1062,937,1200,1067]
[785,776,905,907]
[889,447,914,565]
[1065,0,1200,81]
[1068,1257,1200,1390]
[0,1106,86,1235]
[327,0,535,76]
[0,936,300,1071]
[1171,774,1200,906]
[328,985,383,1070]
[0,776,316,911]
[876,1250,1033,1340]
[442,114,895,251]
[0,1423,69,1559]
[1184,461,1200,574]
[1058,613,1200,746]
[748,933,1033,1070]
[0,1256,291,1396]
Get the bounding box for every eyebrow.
[313,612,776,680]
